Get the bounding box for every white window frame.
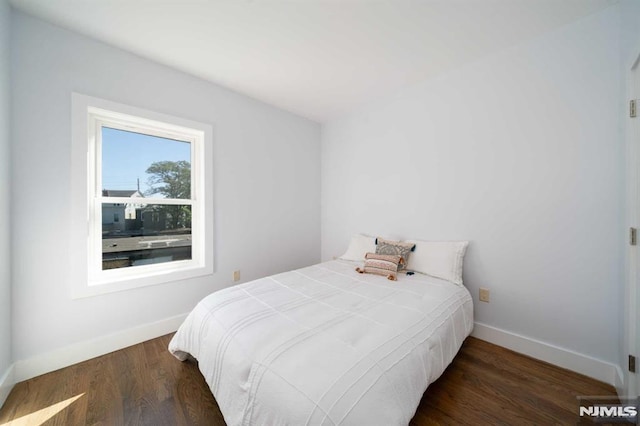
[71,93,214,298]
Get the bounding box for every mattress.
[169,260,474,425]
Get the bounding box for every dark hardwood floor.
[0,335,617,425]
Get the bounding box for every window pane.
[102,127,191,199]
[102,203,192,270]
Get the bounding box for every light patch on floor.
[0,393,84,426]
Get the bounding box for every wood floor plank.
[0,335,619,425]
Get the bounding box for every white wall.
[321,6,622,367]
[621,0,640,67]
[10,11,320,366]
[0,0,12,401]
[621,0,640,396]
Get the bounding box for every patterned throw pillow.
[356,252,404,281]
[375,237,415,270]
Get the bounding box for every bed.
[169,258,473,425]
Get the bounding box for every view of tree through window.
[101,127,193,270]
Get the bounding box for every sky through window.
[101,127,191,196]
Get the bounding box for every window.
[97,125,194,272]
[71,94,213,298]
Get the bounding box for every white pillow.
[405,240,469,285]
[340,234,376,261]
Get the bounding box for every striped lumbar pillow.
[356,252,403,281]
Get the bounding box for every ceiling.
[10,0,617,123]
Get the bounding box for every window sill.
[71,263,214,299]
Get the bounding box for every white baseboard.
[7,317,622,392]
[14,313,187,383]
[472,322,620,387]
[0,364,15,409]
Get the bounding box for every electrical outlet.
[233,270,240,282]
[479,287,490,303]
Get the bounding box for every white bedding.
[169,260,473,425]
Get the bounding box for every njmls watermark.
[578,396,639,424]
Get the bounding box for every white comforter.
[169,260,473,426]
